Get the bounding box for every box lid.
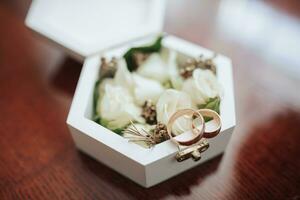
[25,0,165,60]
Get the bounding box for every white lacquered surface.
[26,0,165,59]
[67,35,236,187]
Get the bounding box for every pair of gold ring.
[166,108,222,147]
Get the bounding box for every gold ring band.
[193,109,222,138]
[167,108,205,146]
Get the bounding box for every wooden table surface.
[1,0,300,199]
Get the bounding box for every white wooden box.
[25,0,236,187]
[66,35,235,187]
[25,0,165,61]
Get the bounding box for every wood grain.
[1,0,300,199]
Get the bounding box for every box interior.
[68,35,236,165]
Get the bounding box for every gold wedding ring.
[193,109,222,138]
[167,108,222,162]
[167,108,205,146]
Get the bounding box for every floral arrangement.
[93,36,222,148]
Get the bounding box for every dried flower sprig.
[141,100,157,125]
[123,121,171,147]
[123,121,156,147]
[180,53,217,79]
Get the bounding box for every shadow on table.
[231,109,300,200]
[78,151,223,200]
[50,57,82,96]
[76,110,300,199]
[48,56,221,199]
[55,56,223,199]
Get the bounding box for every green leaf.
[197,97,221,122]
[112,128,123,135]
[162,80,173,89]
[99,118,110,127]
[123,35,164,71]
[98,117,124,135]
[203,116,213,122]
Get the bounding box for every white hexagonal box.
[25,0,235,188]
[66,35,235,187]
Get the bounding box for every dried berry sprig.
[141,100,157,125]
[152,122,169,144]
[180,54,217,79]
[99,57,118,80]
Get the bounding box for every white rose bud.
[132,73,164,106]
[114,59,134,92]
[156,89,193,135]
[97,84,144,130]
[166,50,183,90]
[137,53,169,83]
[182,68,222,105]
[98,78,114,99]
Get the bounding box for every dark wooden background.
[1,0,300,199]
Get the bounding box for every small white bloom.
[97,84,144,130]
[182,68,222,105]
[98,78,114,99]
[156,89,193,135]
[98,59,133,97]
[137,53,169,83]
[182,78,206,105]
[114,59,134,92]
[132,73,164,106]
[166,50,183,90]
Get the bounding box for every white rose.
[156,89,193,135]
[182,68,222,105]
[137,53,169,83]
[132,73,164,106]
[166,50,183,90]
[97,84,144,130]
[98,78,114,99]
[114,59,134,92]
